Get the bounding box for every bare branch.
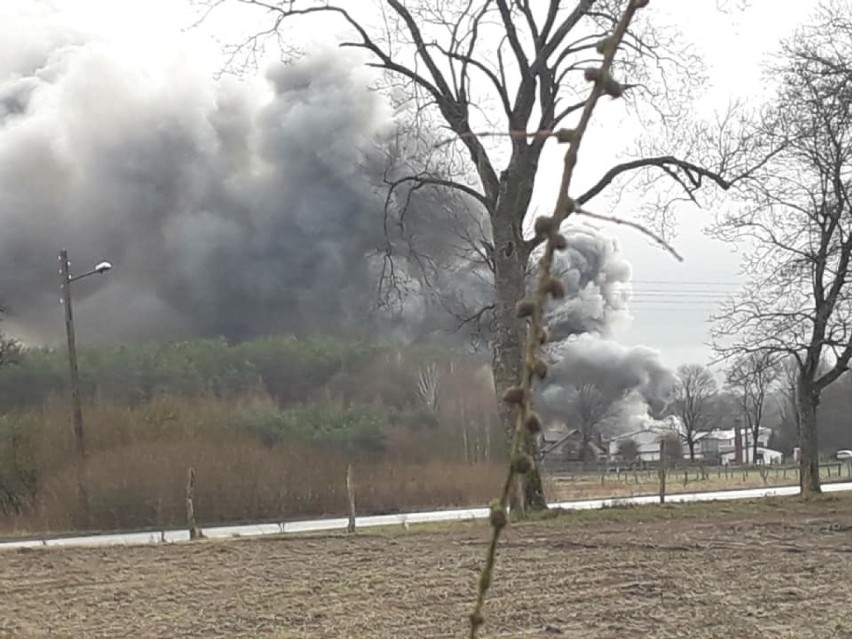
[574,207,683,262]
[577,155,734,206]
[386,173,492,213]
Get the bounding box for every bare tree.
[202,0,756,509]
[416,362,441,413]
[566,382,623,462]
[617,438,639,463]
[661,431,683,465]
[670,364,717,461]
[712,0,852,495]
[777,356,800,435]
[726,352,779,463]
[0,302,21,368]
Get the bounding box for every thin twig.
[575,207,683,261]
[468,1,649,637]
[434,128,564,148]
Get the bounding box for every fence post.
[346,464,356,534]
[186,467,201,541]
[658,439,667,505]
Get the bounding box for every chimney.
[733,418,743,464]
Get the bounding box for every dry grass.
[0,394,505,536]
[5,394,849,538]
[3,494,852,638]
[3,442,504,536]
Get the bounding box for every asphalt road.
[1,480,850,552]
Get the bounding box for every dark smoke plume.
[0,5,472,345]
[0,3,674,436]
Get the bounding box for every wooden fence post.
[658,439,667,505]
[186,467,200,540]
[346,464,356,534]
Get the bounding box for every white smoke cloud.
[544,223,633,341]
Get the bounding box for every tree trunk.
[489,167,547,512]
[579,430,593,463]
[797,379,821,497]
[687,438,695,462]
[752,428,759,466]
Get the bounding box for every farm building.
[606,425,680,463]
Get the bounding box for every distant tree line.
[0,336,448,410]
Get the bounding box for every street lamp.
[59,249,113,459]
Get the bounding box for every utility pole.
[59,249,86,459]
[57,250,112,529]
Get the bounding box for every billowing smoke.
[536,229,675,438]
[544,225,632,341]
[539,331,676,442]
[0,5,478,344]
[544,335,675,409]
[0,3,674,438]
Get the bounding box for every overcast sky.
[3,0,822,370]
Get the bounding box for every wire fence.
[547,462,852,489]
[4,458,850,542]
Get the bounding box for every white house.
[719,446,784,465]
[607,425,678,462]
[697,427,781,464]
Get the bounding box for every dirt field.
[2,495,852,639]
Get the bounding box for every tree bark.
[797,378,822,497]
[578,428,595,464]
[489,164,547,512]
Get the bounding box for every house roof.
[541,427,579,443]
[607,426,675,442]
[701,427,773,441]
[720,446,783,458]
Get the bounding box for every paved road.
[1,481,850,551]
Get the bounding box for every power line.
[629,290,737,295]
[629,279,741,286]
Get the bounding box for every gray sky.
[593,0,818,372]
[2,0,821,370]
